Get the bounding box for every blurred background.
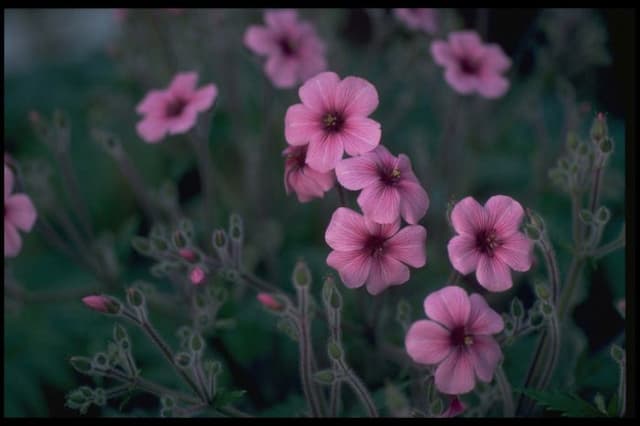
[3,8,632,417]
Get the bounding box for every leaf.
[606,394,619,417]
[213,388,246,408]
[520,388,606,417]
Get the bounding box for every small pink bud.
[189,267,206,285]
[440,396,466,417]
[179,248,196,263]
[257,293,284,311]
[82,295,121,314]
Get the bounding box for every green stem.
[592,230,625,260]
[337,358,379,417]
[495,366,514,417]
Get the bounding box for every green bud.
[527,209,546,232]
[529,313,544,327]
[327,341,342,360]
[313,369,335,385]
[212,286,228,304]
[126,287,145,308]
[151,237,168,252]
[204,360,221,375]
[175,352,192,368]
[229,214,243,241]
[70,356,93,374]
[559,158,570,171]
[189,333,204,353]
[599,138,613,154]
[566,132,578,151]
[213,230,227,248]
[577,142,590,157]
[276,317,298,341]
[172,231,187,249]
[194,293,207,309]
[179,218,194,238]
[590,112,608,142]
[114,324,128,343]
[160,408,172,418]
[511,298,524,319]
[330,288,342,309]
[322,276,335,304]
[504,319,514,336]
[610,344,625,363]
[535,283,551,301]
[292,260,311,287]
[579,209,593,224]
[524,224,541,241]
[161,395,175,409]
[595,206,611,224]
[93,388,106,406]
[131,237,152,255]
[93,352,109,368]
[540,302,554,317]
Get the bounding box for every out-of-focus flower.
[440,396,466,417]
[136,71,217,143]
[189,266,206,285]
[431,31,511,98]
[447,195,533,292]
[4,165,37,258]
[285,71,381,172]
[335,145,429,224]
[394,9,438,34]
[405,286,504,395]
[283,145,335,203]
[244,9,327,88]
[257,293,284,311]
[325,207,426,295]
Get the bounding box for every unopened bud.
[189,333,204,353]
[189,267,206,285]
[179,248,197,263]
[113,324,128,343]
[511,298,524,319]
[151,237,168,252]
[566,132,579,151]
[610,344,625,363]
[595,206,610,224]
[328,341,342,360]
[69,356,93,374]
[590,112,608,142]
[524,224,541,241]
[82,295,121,315]
[579,209,593,224]
[175,352,192,368]
[126,287,145,308]
[540,302,554,317]
[131,237,152,255]
[92,352,109,369]
[314,369,335,384]
[599,138,613,154]
[172,231,187,249]
[257,293,284,311]
[292,260,311,287]
[535,283,551,301]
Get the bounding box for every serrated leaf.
[521,388,606,417]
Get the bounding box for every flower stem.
[337,358,379,417]
[495,365,514,417]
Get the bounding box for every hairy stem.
[495,365,514,417]
[337,358,379,417]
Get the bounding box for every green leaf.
[520,388,606,417]
[213,388,246,408]
[606,394,619,417]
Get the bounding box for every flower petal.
[265,55,298,88]
[475,255,512,292]
[431,40,456,67]
[327,249,371,289]
[444,68,477,95]
[385,225,427,268]
[435,348,476,395]
[341,117,382,156]
[4,222,22,258]
[450,196,487,236]
[285,104,321,145]
[169,72,198,98]
[5,194,37,231]
[324,207,368,251]
[365,255,410,295]
[190,84,217,111]
[466,294,504,335]
[467,335,502,382]
[334,76,379,117]
[405,320,453,365]
[449,31,483,57]
[476,73,510,99]
[447,235,481,275]
[265,9,298,30]
[424,286,471,329]
[494,232,533,272]
[397,179,429,224]
[5,165,14,200]
[167,109,198,134]
[136,90,169,114]
[137,117,169,143]
[364,218,400,239]
[483,44,511,72]
[484,195,524,237]
[244,25,278,55]
[335,155,379,190]
[305,132,344,172]
[299,71,340,112]
[357,182,401,224]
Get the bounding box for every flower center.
[278,37,296,56]
[323,113,343,132]
[450,326,474,347]
[459,57,480,75]
[380,167,402,185]
[165,98,188,118]
[364,235,387,258]
[476,229,500,256]
[287,147,307,170]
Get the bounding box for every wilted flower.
[405,286,504,395]
[5,165,37,258]
[394,9,438,34]
[325,207,426,295]
[283,145,335,203]
[244,9,327,88]
[335,145,429,224]
[285,71,381,172]
[431,31,511,98]
[136,71,217,143]
[448,195,533,292]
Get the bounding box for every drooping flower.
[283,145,335,203]
[447,195,533,292]
[335,145,429,224]
[5,165,37,258]
[405,286,504,395]
[136,71,218,143]
[394,9,438,34]
[285,71,381,172]
[244,9,327,89]
[325,207,426,295]
[431,31,511,98]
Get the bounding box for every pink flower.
[431,31,511,98]
[405,286,504,395]
[244,9,327,89]
[447,195,533,292]
[394,9,438,34]
[285,71,381,172]
[189,266,206,285]
[257,293,284,311]
[440,396,466,417]
[5,165,37,258]
[82,295,119,314]
[335,145,429,224]
[283,145,335,203]
[136,71,218,143]
[179,248,197,263]
[325,207,426,295]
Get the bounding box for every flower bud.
[313,369,335,384]
[566,132,579,151]
[524,224,541,241]
[257,292,284,311]
[599,138,613,154]
[92,352,109,369]
[189,266,206,285]
[126,287,145,308]
[510,298,524,320]
[595,206,610,224]
[610,344,625,364]
[292,260,311,287]
[151,237,168,252]
[189,333,205,353]
[69,356,93,374]
[82,295,121,315]
[327,341,342,360]
[161,395,175,409]
[131,236,152,255]
[590,112,608,142]
[579,209,593,224]
[535,283,551,301]
[178,218,194,239]
[179,248,197,263]
[175,352,192,369]
[172,230,187,249]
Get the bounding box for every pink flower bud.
[82,295,120,314]
[189,267,206,285]
[179,248,196,262]
[257,293,284,311]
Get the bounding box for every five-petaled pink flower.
[405,286,504,395]
[285,71,382,173]
[283,145,335,203]
[335,145,429,224]
[448,195,533,292]
[5,165,37,258]
[244,9,327,89]
[394,9,438,34]
[431,31,511,98]
[136,71,218,143]
[325,207,426,295]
